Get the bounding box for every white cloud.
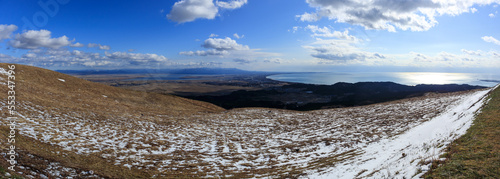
[167,0,219,23]
[1,45,174,68]
[22,53,37,58]
[482,36,500,45]
[202,37,249,51]
[471,8,478,13]
[104,51,169,64]
[299,0,500,32]
[492,51,500,58]
[180,37,279,58]
[70,42,85,47]
[297,12,320,22]
[179,49,229,56]
[167,0,248,23]
[305,43,385,62]
[233,58,253,64]
[209,33,219,37]
[233,33,244,39]
[461,49,482,56]
[263,58,288,64]
[305,25,360,42]
[82,61,113,67]
[411,52,432,62]
[303,25,383,63]
[489,13,495,17]
[216,0,247,9]
[408,49,500,67]
[180,37,248,56]
[87,43,111,50]
[0,24,18,41]
[8,29,72,49]
[88,43,111,50]
[290,26,301,33]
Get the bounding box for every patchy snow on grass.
[0,67,8,85]
[58,78,65,82]
[305,86,495,179]
[0,67,8,76]
[0,86,494,178]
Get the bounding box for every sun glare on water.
[396,72,474,85]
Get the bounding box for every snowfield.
[0,67,496,178]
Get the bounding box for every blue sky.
[0,0,499,72]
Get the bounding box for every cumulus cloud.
[179,49,229,56]
[263,58,288,64]
[489,13,495,17]
[299,0,500,32]
[411,52,432,62]
[407,49,500,67]
[202,37,249,51]
[305,43,385,62]
[70,42,85,47]
[0,24,18,41]
[180,37,248,56]
[461,49,482,56]
[167,0,219,23]
[303,25,384,63]
[104,51,169,65]
[482,36,500,45]
[88,43,111,50]
[216,0,248,9]
[305,25,360,41]
[492,51,500,58]
[2,45,173,68]
[8,29,72,49]
[167,0,248,23]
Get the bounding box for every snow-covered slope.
[0,64,495,178]
[306,85,496,179]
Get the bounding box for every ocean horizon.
[267,72,500,87]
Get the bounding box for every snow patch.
[0,67,8,76]
[58,79,65,82]
[306,88,493,179]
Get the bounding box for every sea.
[267,72,500,87]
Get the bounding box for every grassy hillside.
[0,63,495,178]
[0,63,224,117]
[424,85,499,178]
[0,63,223,178]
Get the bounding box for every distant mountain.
[169,68,263,75]
[57,67,264,75]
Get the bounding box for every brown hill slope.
[0,63,494,178]
[0,63,224,119]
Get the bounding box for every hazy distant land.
[62,68,489,111]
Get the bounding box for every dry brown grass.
[0,63,493,178]
[0,63,224,117]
